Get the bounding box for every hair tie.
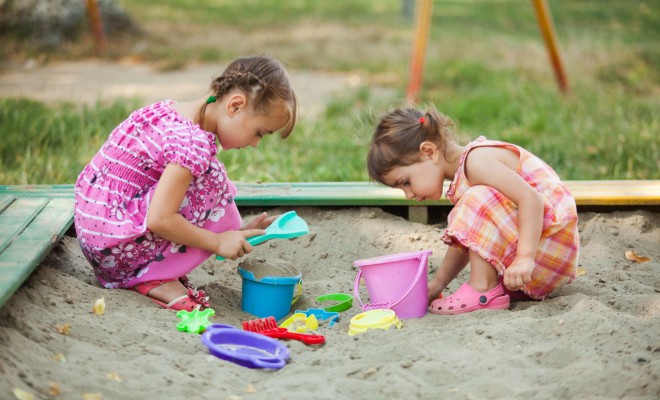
[206,95,217,104]
[419,117,425,124]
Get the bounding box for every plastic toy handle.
[251,356,286,369]
[205,324,236,332]
[353,269,387,310]
[262,330,326,345]
[353,269,366,309]
[215,234,269,261]
[386,251,429,309]
[290,279,303,306]
[246,234,268,247]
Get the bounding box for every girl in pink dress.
[367,108,579,314]
[74,55,298,311]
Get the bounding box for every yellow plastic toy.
[279,313,318,333]
[348,309,402,336]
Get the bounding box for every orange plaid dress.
[443,137,579,300]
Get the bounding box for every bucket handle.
[353,252,429,312]
[291,278,303,306]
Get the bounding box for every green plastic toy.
[216,211,309,261]
[316,293,354,313]
[176,308,215,334]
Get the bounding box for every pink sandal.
[133,277,210,311]
[429,282,510,315]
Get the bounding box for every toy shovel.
[243,316,325,345]
[216,211,309,261]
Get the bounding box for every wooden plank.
[564,180,660,206]
[0,198,74,309]
[234,180,660,206]
[0,195,17,213]
[0,180,658,206]
[0,197,49,255]
[234,182,448,206]
[0,184,75,198]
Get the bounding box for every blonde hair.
[196,55,298,138]
[367,107,456,184]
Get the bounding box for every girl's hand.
[428,277,446,305]
[503,257,535,291]
[427,246,470,305]
[215,229,266,260]
[241,212,278,231]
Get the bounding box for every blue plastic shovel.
[216,211,309,261]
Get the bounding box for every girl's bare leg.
[467,250,499,293]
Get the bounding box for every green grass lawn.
[1,0,658,184]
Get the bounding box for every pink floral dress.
[74,100,242,289]
[443,137,579,299]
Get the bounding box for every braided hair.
[196,55,298,138]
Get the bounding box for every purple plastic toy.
[200,324,290,370]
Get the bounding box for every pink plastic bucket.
[353,250,432,319]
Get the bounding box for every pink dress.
[74,100,242,289]
[443,137,579,299]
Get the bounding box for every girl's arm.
[146,163,265,260]
[464,146,544,291]
[428,245,470,304]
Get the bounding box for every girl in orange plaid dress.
[367,108,579,314]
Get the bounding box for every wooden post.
[405,0,433,104]
[408,205,429,224]
[86,0,107,55]
[532,0,569,93]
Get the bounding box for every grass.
[0,98,142,183]
[1,0,658,184]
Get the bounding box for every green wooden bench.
[1,180,659,309]
[225,180,660,222]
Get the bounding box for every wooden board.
[0,197,74,309]
[3,180,657,206]
[0,197,49,254]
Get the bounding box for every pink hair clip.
[419,117,425,124]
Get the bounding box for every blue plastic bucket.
[238,267,302,321]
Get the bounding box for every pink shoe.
[429,282,510,315]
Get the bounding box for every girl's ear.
[226,93,247,116]
[419,141,440,161]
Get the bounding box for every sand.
[0,206,658,400]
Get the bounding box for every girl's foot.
[133,277,210,311]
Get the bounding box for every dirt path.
[0,60,382,118]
